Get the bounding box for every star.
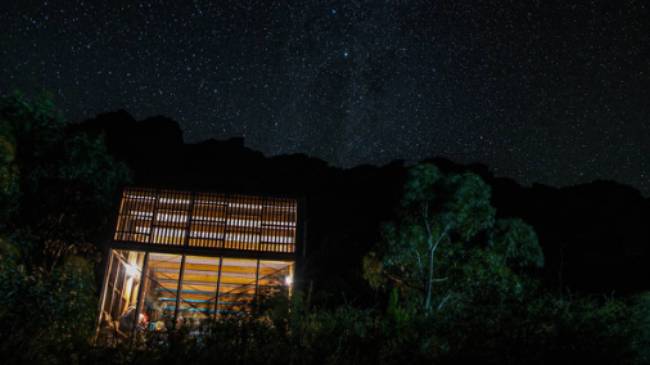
[0,1,646,195]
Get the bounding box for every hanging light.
[284,275,293,286]
[125,262,140,277]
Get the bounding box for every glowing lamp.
[125,263,140,277]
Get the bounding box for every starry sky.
[1,1,648,194]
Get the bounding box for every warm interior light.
[138,312,148,325]
[125,262,140,277]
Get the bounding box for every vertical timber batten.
[213,256,223,318]
[173,254,187,324]
[93,245,115,344]
[132,252,149,336]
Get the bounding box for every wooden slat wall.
[114,188,297,254]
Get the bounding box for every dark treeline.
[1,93,650,364]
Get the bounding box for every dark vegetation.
[1,92,649,364]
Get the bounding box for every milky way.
[1,1,648,194]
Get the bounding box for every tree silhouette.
[364,163,544,315]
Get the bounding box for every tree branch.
[424,222,452,314]
[422,203,432,240]
[413,248,424,276]
[431,223,451,256]
[437,293,452,311]
[385,273,425,292]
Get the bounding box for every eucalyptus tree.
[364,163,543,315]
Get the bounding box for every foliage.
[489,218,544,270]
[69,287,638,365]
[0,92,130,364]
[401,164,496,243]
[629,292,650,364]
[0,238,97,364]
[363,163,542,315]
[0,91,131,267]
[0,95,645,364]
[359,162,640,363]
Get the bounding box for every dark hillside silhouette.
[73,111,650,300]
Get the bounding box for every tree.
[0,91,131,268]
[0,92,131,362]
[364,163,543,315]
[0,240,97,363]
[0,99,20,223]
[489,218,544,271]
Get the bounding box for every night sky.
[1,1,648,194]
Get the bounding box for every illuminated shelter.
[96,187,303,341]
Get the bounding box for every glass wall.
[218,258,259,315]
[98,249,294,339]
[140,253,183,332]
[178,255,220,327]
[96,250,145,342]
[258,260,294,297]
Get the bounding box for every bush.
[0,239,96,364]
